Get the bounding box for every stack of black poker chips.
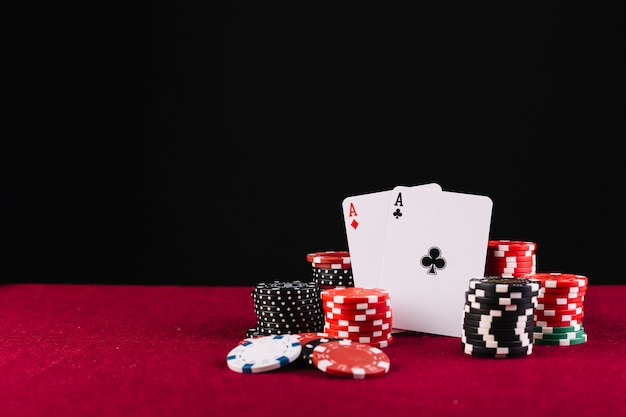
[461,277,542,358]
[248,280,324,337]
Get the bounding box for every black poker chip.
[253,280,320,295]
[463,312,535,323]
[468,277,542,294]
[462,341,533,358]
[463,318,534,330]
[462,335,532,348]
[299,337,346,366]
[465,292,537,305]
[466,288,540,299]
[466,303,536,316]
[312,267,353,277]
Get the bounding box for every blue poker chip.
[226,334,302,373]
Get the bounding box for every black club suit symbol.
[392,209,402,219]
[421,247,446,275]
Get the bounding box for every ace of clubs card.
[341,183,442,289]
[379,186,493,337]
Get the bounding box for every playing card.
[379,186,493,337]
[342,183,442,289]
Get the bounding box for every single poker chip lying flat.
[226,334,302,373]
[312,339,391,378]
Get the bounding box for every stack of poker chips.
[462,277,541,358]
[320,287,393,348]
[249,280,324,337]
[529,272,588,346]
[484,239,537,278]
[306,251,354,289]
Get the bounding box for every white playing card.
[379,186,493,337]
[342,183,442,289]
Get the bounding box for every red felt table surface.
[0,283,624,417]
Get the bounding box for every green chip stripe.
[533,329,586,340]
[534,334,588,346]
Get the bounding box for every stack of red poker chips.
[306,251,354,289]
[484,239,537,278]
[527,272,589,346]
[320,287,393,348]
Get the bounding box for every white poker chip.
[226,334,302,373]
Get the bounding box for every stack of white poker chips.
[484,239,537,278]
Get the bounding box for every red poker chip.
[325,328,393,342]
[325,309,392,322]
[324,320,392,333]
[311,262,353,269]
[327,305,391,315]
[488,273,537,279]
[311,339,391,379]
[324,316,393,327]
[485,258,535,267]
[320,287,391,304]
[485,266,536,274]
[293,332,331,346]
[535,307,583,317]
[488,240,537,251]
[364,335,394,349]
[539,288,587,297]
[306,251,351,264]
[534,313,584,325]
[488,250,536,259]
[323,298,391,310]
[531,272,588,289]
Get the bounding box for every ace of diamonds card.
[379,186,493,337]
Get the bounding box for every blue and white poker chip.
[226,334,302,373]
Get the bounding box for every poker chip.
[534,333,588,346]
[254,280,320,296]
[530,272,588,289]
[311,339,391,379]
[300,336,347,366]
[306,251,351,264]
[311,262,353,269]
[320,287,390,304]
[533,323,583,334]
[324,320,392,333]
[324,298,391,310]
[461,341,533,358]
[488,240,537,252]
[226,334,302,373]
[533,328,586,340]
[469,277,541,293]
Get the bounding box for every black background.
[2,3,624,285]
